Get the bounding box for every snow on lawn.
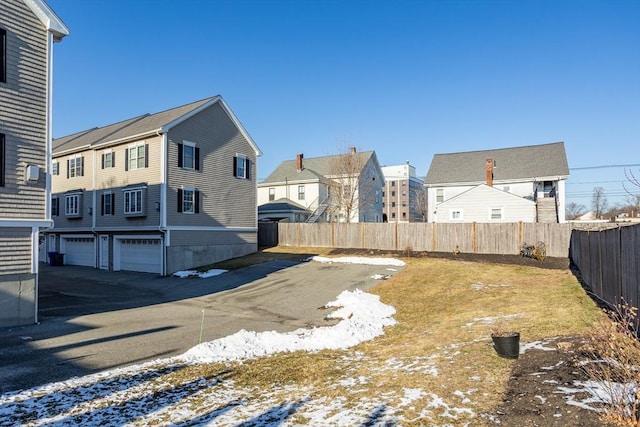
[0,257,610,426]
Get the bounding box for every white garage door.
[61,237,95,267]
[117,238,162,274]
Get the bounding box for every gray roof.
[260,151,376,184]
[258,198,309,213]
[53,96,261,156]
[424,141,569,185]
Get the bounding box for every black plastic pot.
[491,332,520,359]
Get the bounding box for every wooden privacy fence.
[259,222,574,258]
[569,223,640,310]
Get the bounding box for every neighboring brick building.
[381,162,425,222]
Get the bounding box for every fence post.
[472,222,477,253]
[395,222,398,251]
[431,222,436,251]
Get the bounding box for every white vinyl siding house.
[0,0,68,327]
[425,142,569,223]
[48,96,261,275]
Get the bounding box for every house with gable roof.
[0,0,68,326]
[424,141,569,223]
[47,96,261,275]
[258,147,384,223]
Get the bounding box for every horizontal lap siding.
[0,1,48,219]
[0,228,32,274]
[167,103,257,229]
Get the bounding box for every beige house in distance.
[0,0,68,327]
[47,96,261,275]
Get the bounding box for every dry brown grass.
[171,248,605,424]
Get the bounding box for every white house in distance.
[258,148,385,223]
[424,141,569,223]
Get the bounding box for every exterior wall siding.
[0,274,36,326]
[434,186,536,223]
[0,1,48,219]
[0,228,32,273]
[166,102,257,228]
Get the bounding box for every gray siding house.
[47,96,261,275]
[424,141,570,223]
[0,0,68,327]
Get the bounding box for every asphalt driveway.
[0,257,403,394]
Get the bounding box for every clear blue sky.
[47,0,640,210]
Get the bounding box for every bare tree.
[591,186,608,219]
[326,146,380,222]
[565,202,587,220]
[414,187,429,222]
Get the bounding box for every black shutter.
[0,29,6,84]
[177,143,183,167]
[101,194,105,215]
[112,152,115,168]
[177,188,183,213]
[110,193,115,215]
[195,147,200,171]
[124,149,129,171]
[67,159,70,178]
[101,153,105,169]
[233,156,237,177]
[245,158,250,180]
[0,133,4,187]
[195,190,200,213]
[144,144,149,168]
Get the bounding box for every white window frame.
[269,187,275,201]
[103,151,114,168]
[69,155,83,178]
[124,188,144,215]
[490,207,503,220]
[52,161,59,176]
[65,194,80,216]
[128,143,146,170]
[449,209,464,221]
[182,141,196,170]
[436,189,444,203]
[182,187,195,214]
[298,185,305,200]
[235,154,247,179]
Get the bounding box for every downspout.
[158,130,167,276]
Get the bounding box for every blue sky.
[47,0,639,210]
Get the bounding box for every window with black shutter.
[0,28,6,84]
[0,133,4,187]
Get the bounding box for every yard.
[0,247,619,426]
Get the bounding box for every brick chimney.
[486,158,493,187]
[296,153,304,172]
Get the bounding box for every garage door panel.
[62,237,95,267]
[118,239,162,274]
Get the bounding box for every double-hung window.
[125,144,148,171]
[67,156,84,178]
[51,197,59,216]
[124,189,143,215]
[64,191,83,218]
[298,185,305,200]
[52,161,59,176]
[102,192,115,215]
[123,184,146,217]
[102,151,115,169]
[449,209,463,221]
[178,141,199,170]
[269,187,275,201]
[233,154,250,179]
[436,189,444,203]
[490,208,503,220]
[177,187,199,214]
